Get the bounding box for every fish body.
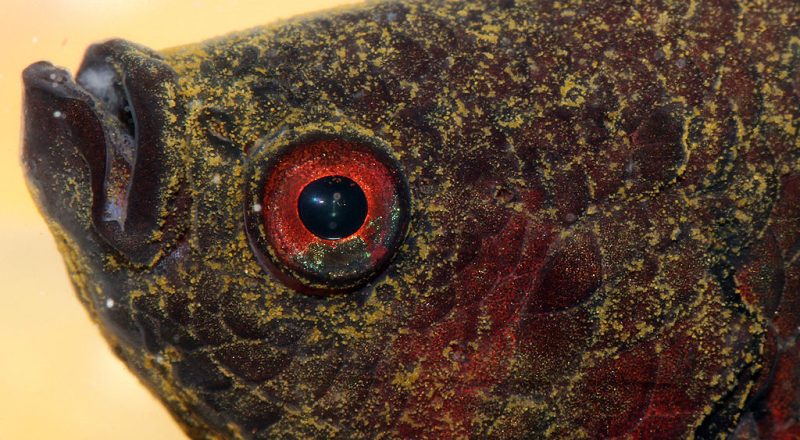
[21,0,800,438]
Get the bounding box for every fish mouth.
[23,56,132,224]
[22,40,188,265]
[22,59,115,239]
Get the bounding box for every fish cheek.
[508,230,602,397]
[529,229,603,314]
[624,105,686,193]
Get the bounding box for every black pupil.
[298,176,368,240]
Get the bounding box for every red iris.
[246,137,410,293]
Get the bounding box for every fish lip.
[22,48,140,231]
[21,55,130,237]
[76,41,141,141]
[22,61,96,105]
[21,60,107,176]
[22,55,135,133]
[21,59,110,254]
[21,57,119,184]
[21,60,124,164]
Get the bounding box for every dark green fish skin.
[21,0,800,438]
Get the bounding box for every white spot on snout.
[105,298,115,309]
[252,203,262,213]
[77,65,120,109]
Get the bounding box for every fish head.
[22,1,800,438]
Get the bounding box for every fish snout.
[22,40,188,265]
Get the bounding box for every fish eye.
[297,175,368,240]
[245,137,410,293]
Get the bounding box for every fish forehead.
[23,0,800,438]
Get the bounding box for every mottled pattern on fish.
[21,0,800,438]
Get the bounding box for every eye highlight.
[246,137,410,293]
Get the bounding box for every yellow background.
[0,1,355,438]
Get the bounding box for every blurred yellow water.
[0,1,355,438]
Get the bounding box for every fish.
[20,0,800,438]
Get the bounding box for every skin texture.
[20,0,800,438]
